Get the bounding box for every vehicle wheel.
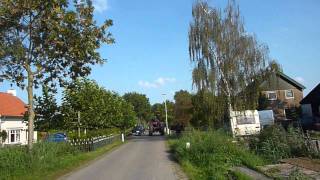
[149,131,153,136]
[160,131,165,136]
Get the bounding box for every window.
[236,115,256,125]
[267,91,277,100]
[9,130,20,143]
[285,90,294,99]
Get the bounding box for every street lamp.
[162,94,169,135]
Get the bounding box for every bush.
[251,125,310,163]
[169,130,266,179]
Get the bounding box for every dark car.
[46,133,68,142]
[132,125,145,136]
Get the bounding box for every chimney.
[7,89,17,96]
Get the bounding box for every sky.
[0,0,319,104]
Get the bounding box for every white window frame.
[8,129,21,144]
[285,89,294,99]
[266,91,277,100]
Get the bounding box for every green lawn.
[0,140,123,180]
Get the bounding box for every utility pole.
[77,111,81,138]
[162,94,169,135]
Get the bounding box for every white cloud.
[295,77,305,83]
[138,81,158,89]
[138,77,176,89]
[93,0,108,13]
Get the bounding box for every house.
[259,71,306,121]
[0,90,37,145]
[300,83,320,130]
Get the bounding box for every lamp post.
[162,94,169,135]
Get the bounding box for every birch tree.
[189,0,269,126]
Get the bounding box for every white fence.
[68,134,119,152]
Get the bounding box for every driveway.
[60,135,187,180]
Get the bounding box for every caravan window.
[236,115,256,125]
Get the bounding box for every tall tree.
[151,101,174,126]
[123,92,151,123]
[61,79,137,132]
[189,0,269,128]
[174,90,193,126]
[62,79,113,130]
[191,90,225,128]
[111,98,137,133]
[34,86,61,131]
[0,0,114,149]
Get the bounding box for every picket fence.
[68,134,120,152]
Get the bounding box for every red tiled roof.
[0,93,27,117]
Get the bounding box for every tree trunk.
[27,71,35,150]
[226,95,235,137]
[216,58,234,134]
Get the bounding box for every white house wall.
[0,117,37,145]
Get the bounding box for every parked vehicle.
[149,119,165,136]
[258,110,275,129]
[46,133,68,142]
[132,125,145,136]
[230,110,261,136]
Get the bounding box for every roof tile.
[0,93,27,117]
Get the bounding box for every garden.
[169,125,320,180]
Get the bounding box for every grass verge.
[168,130,267,180]
[0,140,124,180]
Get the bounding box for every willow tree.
[189,0,269,127]
[0,0,114,149]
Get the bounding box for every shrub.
[67,128,119,139]
[169,130,266,179]
[251,125,310,163]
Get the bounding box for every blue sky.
[1,0,319,104]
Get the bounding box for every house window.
[267,91,277,100]
[9,130,20,143]
[285,90,294,99]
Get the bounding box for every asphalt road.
[61,135,187,180]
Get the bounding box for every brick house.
[300,83,320,130]
[259,71,305,121]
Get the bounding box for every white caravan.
[230,110,261,136]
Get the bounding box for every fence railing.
[68,134,120,152]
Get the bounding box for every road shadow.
[166,149,179,163]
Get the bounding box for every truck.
[148,119,165,136]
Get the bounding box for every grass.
[0,140,123,180]
[168,130,267,180]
